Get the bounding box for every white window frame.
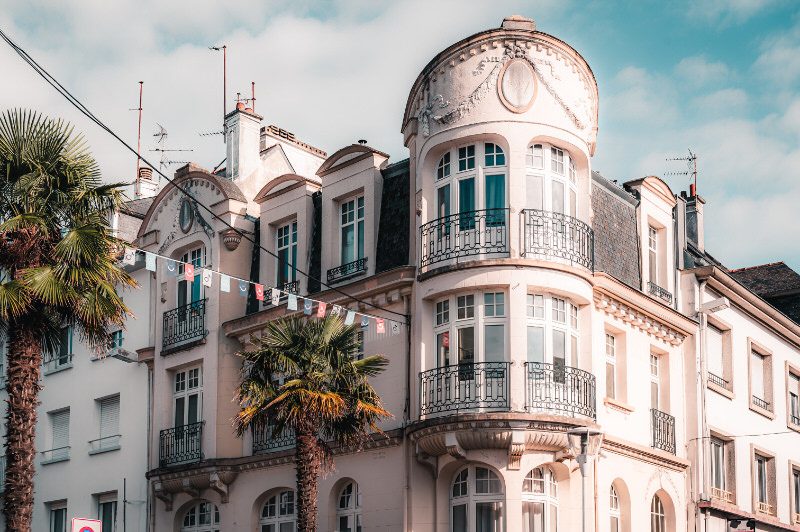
[525,294,579,367]
[276,220,298,286]
[522,466,557,532]
[605,333,617,399]
[178,246,206,306]
[49,502,68,532]
[260,489,296,532]
[433,292,508,367]
[434,144,508,222]
[650,353,661,411]
[339,196,365,265]
[650,495,665,532]
[609,486,620,532]
[336,481,362,532]
[174,366,202,428]
[484,142,506,167]
[450,465,505,532]
[525,143,577,217]
[437,152,451,180]
[181,501,220,532]
[710,437,726,491]
[648,225,659,286]
[97,493,118,532]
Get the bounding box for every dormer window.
[437,153,451,180]
[526,144,544,169]
[458,145,475,172]
[340,196,365,265]
[484,143,505,167]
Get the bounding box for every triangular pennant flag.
[184,263,195,282]
[360,315,370,329]
[202,268,213,287]
[271,288,281,306]
[145,252,156,272]
[220,274,230,293]
[303,298,313,315]
[255,284,265,301]
[238,280,249,297]
[166,259,178,276]
[376,318,385,334]
[391,322,400,335]
[331,305,342,317]
[344,310,355,326]
[123,247,136,265]
[288,294,298,311]
[316,301,327,318]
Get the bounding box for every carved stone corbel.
[209,472,238,503]
[508,431,526,470]
[181,478,199,498]
[445,432,466,459]
[154,481,174,511]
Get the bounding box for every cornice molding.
[594,290,687,346]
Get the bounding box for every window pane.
[437,332,450,367]
[476,502,503,532]
[452,504,467,532]
[751,352,765,399]
[551,180,565,214]
[707,326,724,377]
[341,225,355,264]
[485,174,506,212]
[527,327,544,363]
[458,328,474,364]
[484,325,504,363]
[527,175,544,211]
[606,362,615,399]
[522,501,544,532]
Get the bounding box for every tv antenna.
[153,123,168,144]
[666,149,698,196]
[149,124,193,171]
[128,81,144,187]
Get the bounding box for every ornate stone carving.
[508,431,526,470]
[445,432,466,459]
[221,228,242,251]
[498,58,537,113]
[153,481,173,511]
[209,471,238,503]
[594,292,686,346]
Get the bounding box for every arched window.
[438,153,451,180]
[260,490,295,532]
[336,481,361,532]
[484,143,506,167]
[650,495,665,532]
[451,465,505,532]
[524,143,578,217]
[609,486,620,532]
[522,467,557,532]
[181,501,220,532]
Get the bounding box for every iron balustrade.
[159,421,203,467]
[651,408,676,454]
[752,395,771,411]
[162,299,207,351]
[327,258,368,284]
[647,281,673,305]
[42,352,73,373]
[252,423,296,454]
[419,362,510,416]
[707,372,728,388]
[88,434,121,453]
[524,362,596,420]
[41,446,71,463]
[262,281,301,308]
[521,209,594,270]
[419,208,510,269]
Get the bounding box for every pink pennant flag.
[184,263,195,281]
[255,284,265,301]
[376,318,385,334]
[316,301,327,318]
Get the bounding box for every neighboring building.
[0,202,154,532]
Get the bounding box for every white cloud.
[687,0,779,26]
[753,20,800,87]
[674,55,732,87]
[690,88,748,114]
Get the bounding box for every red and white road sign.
[72,517,102,532]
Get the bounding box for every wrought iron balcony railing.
[521,209,593,270]
[327,258,368,284]
[252,423,295,454]
[159,421,203,467]
[651,408,676,454]
[752,395,771,411]
[162,299,207,352]
[647,281,673,305]
[419,362,510,416]
[262,280,301,308]
[419,208,510,270]
[524,362,596,420]
[707,372,728,389]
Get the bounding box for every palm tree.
[235,314,390,532]
[0,109,134,530]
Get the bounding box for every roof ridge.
[729,261,786,272]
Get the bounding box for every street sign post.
[71,517,102,532]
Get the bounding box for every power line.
[0,27,409,322]
[687,430,798,444]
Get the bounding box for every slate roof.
[376,159,411,273]
[730,262,800,325]
[120,197,154,219]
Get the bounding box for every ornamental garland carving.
[594,292,686,346]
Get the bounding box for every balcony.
[707,372,728,389]
[327,257,368,284]
[647,281,673,305]
[159,421,203,468]
[252,423,295,454]
[752,395,771,412]
[41,446,71,465]
[524,362,596,420]
[710,487,733,503]
[162,299,207,353]
[42,352,73,375]
[521,209,593,270]
[651,408,676,454]
[419,362,510,417]
[262,280,300,308]
[88,434,121,455]
[419,208,509,271]
[757,501,774,515]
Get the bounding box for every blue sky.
[1,0,799,269]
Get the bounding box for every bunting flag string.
[119,246,407,333]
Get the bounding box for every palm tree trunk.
[3,325,42,532]
[295,427,322,532]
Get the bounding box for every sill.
[749,401,775,420]
[707,380,734,399]
[787,421,800,435]
[41,456,70,466]
[43,363,73,376]
[604,397,634,413]
[89,445,121,456]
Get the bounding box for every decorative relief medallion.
[179,197,194,233]
[497,58,537,113]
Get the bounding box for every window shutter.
[52,410,70,448]
[99,396,120,439]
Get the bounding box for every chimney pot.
[236,101,246,111]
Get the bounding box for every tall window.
[181,501,220,532]
[526,295,578,369]
[0,335,6,386]
[50,503,67,532]
[650,495,665,532]
[434,292,507,369]
[789,372,800,425]
[707,325,724,383]
[174,367,202,428]
[260,489,295,532]
[45,326,73,372]
[336,481,362,532]
[178,247,204,307]
[710,438,725,492]
[522,467,557,532]
[792,468,800,518]
[605,334,616,399]
[96,395,121,451]
[340,197,365,265]
[609,486,620,532]
[648,226,658,285]
[48,409,70,461]
[525,143,577,216]
[451,466,505,532]
[650,354,660,411]
[755,454,768,505]
[97,495,117,532]
[438,153,451,179]
[750,347,772,411]
[276,221,298,286]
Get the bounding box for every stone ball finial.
[501,15,536,32]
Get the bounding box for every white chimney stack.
[224,102,262,181]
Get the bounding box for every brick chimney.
[224,102,262,181]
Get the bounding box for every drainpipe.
[593,458,599,532]
[695,280,708,532]
[402,293,411,532]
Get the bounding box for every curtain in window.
[459,179,475,230]
[485,174,505,226]
[475,502,503,532]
